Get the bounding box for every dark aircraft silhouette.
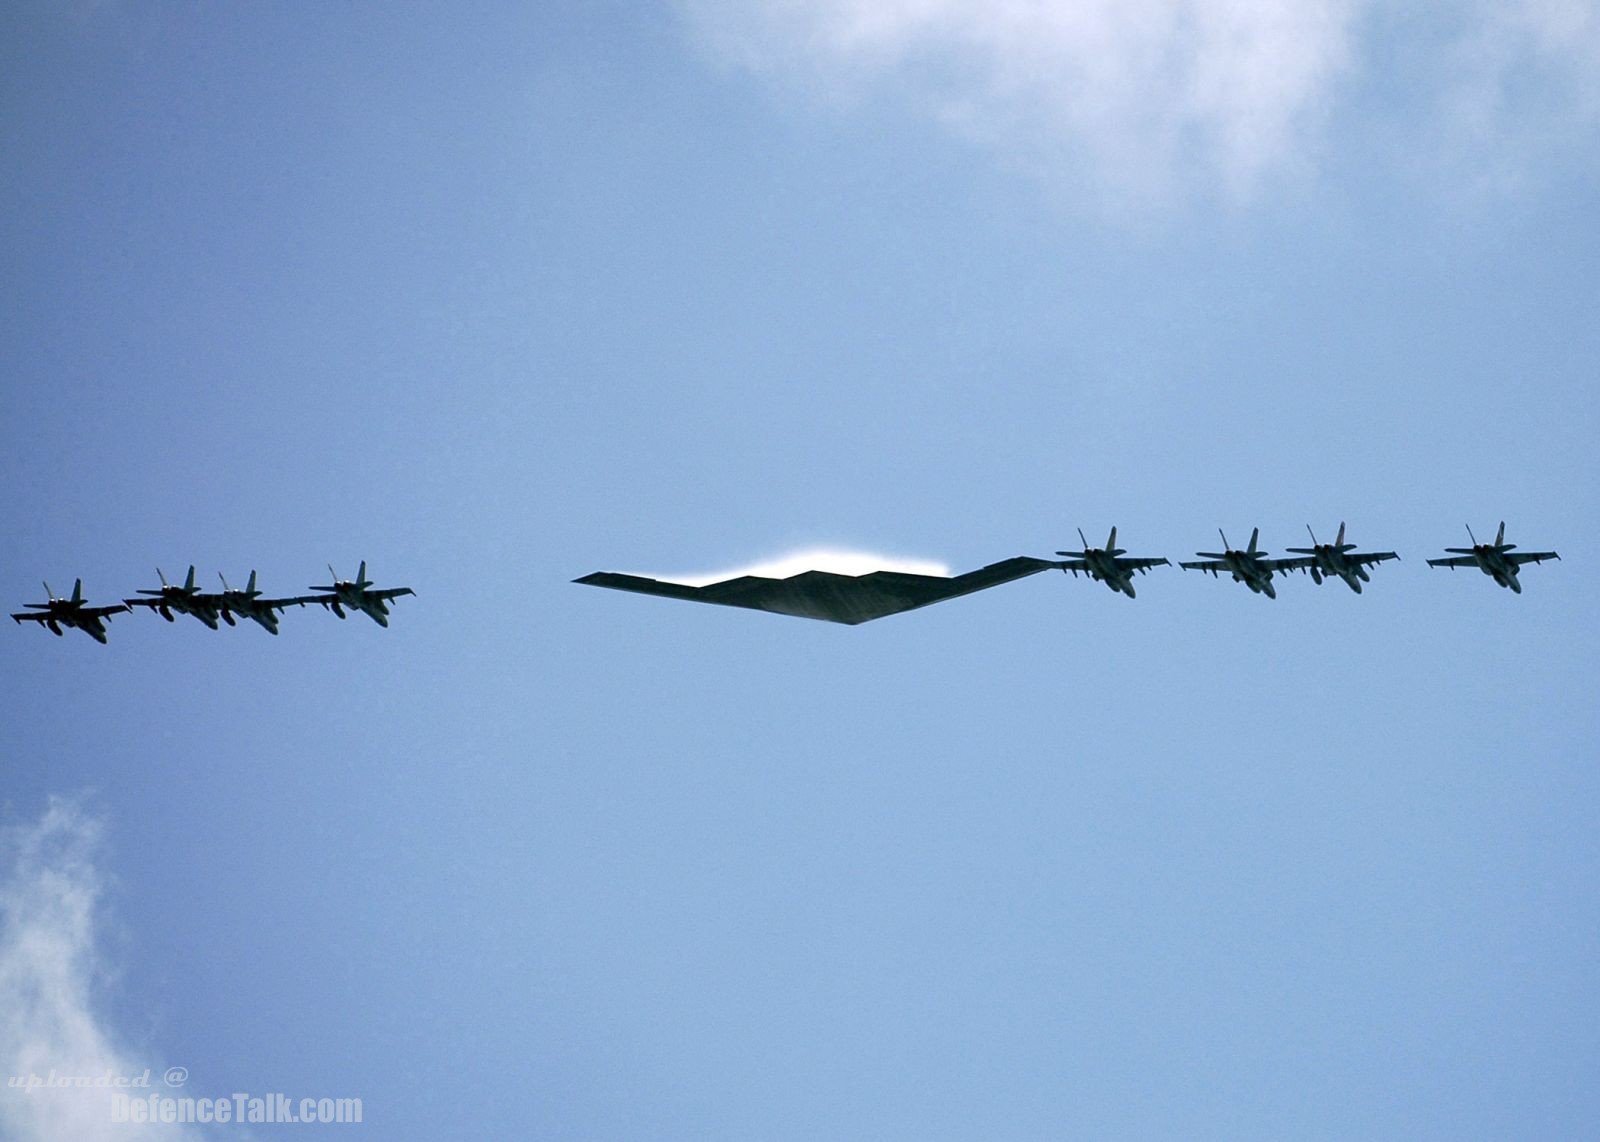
[576,556,1064,624]
[124,566,224,628]
[12,580,129,643]
[1179,528,1298,599]
[215,571,318,634]
[1279,523,1399,593]
[1053,527,1169,598]
[308,562,414,626]
[1426,522,1559,593]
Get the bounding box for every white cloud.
[667,549,951,586]
[0,798,200,1142]
[684,0,1600,204]
[1434,0,1600,190]
[684,0,1360,203]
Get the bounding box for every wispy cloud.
[685,0,1360,204]
[684,0,1600,205]
[1431,0,1600,192]
[0,797,199,1142]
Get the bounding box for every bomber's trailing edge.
[12,580,129,643]
[1427,522,1559,593]
[1054,527,1169,598]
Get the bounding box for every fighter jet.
[307,562,414,626]
[1053,527,1169,598]
[1279,523,1399,594]
[214,571,318,635]
[12,580,129,643]
[1179,528,1297,599]
[123,566,224,628]
[1426,522,1559,593]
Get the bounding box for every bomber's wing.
[1508,550,1559,566]
[1352,551,1399,567]
[1114,557,1170,572]
[1427,556,1477,568]
[576,557,1062,625]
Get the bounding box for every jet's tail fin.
[247,570,258,594]
[184,565,196,592]
[1335,522,1346,547]
[1495,521,1506,547]
[356,560,369,587]
[1107,526,1118,551]
[1077,528,1090,551]
[71,579,83,604]
[1248,527,1259,555]
[43,581,54,601]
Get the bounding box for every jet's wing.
[1178,559,1227,573]
[367,588,415,602]
[79,604,129,618]
[259,594,326,611]
[576,557,1062,625]
[1508,550,1560,566]
[11,611,50,623]
[1055,559,1091,574]
[1114,557,1170,572]
[1352,551,1399,567]
[1268,556,1314,574]
[1427,556,1477,568]
[122,597,163,609]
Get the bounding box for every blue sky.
[3,3,1598,1139]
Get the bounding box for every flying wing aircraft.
[1053,527,1169,598]
[12,580,129,643]
[214,571,320,634]
[1179,528,1297,599]
[1279,522,1399,594]
[1426,522,1559,593]
[124,566,224,628]
[575,555,1065,624]
[307,562,415,626]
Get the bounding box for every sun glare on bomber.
[668,549,952,588]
